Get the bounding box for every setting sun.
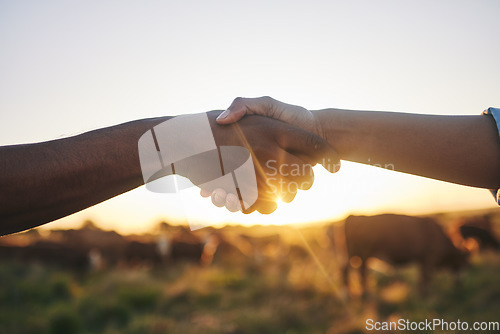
[42,162,495,234]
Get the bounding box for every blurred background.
[1,0,499,333]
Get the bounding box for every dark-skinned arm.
[0,111,337,235]
[218,97,500,189]
[0,116,169,236]
[316,109,500,189]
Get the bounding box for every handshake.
[139,97,341,215]
[2,95,495,236]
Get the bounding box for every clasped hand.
[193,109,340,214]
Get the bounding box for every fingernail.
[216,109,230,121]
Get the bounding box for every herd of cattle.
[0,222,307,271]
[0,214,498,296]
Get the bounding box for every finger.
[264,165,312,194]
[256,160,306,205]
[280,183,297,203]
[257,202,278,214]
[236,176,278,214]
[256,175,281,202]
[200,188,211,198]
[244,198,278,215]
[274,124,341,173]
[225,193,241,212]
[255,196,279,214]
[216,96,273,124]
[268,151,315,190]
[211,188,227,207]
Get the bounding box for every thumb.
[216,96,273,125]
[275,124,341,173]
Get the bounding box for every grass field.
[1,215,499,334]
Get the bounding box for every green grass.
[0,251,499,334]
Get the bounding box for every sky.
[1,0,499,233]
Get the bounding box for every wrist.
[311,108,358,160]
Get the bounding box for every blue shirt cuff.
[482,107,500,205]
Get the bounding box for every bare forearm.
[0,116,169,235]
[314,109,500,189]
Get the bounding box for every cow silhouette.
[343,214,468,296]
[457,215,499,251]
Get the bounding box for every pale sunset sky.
[1,0,499,233]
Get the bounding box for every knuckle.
[230,97,244,109]
[305,133,322,150]
[260,96,277,113]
